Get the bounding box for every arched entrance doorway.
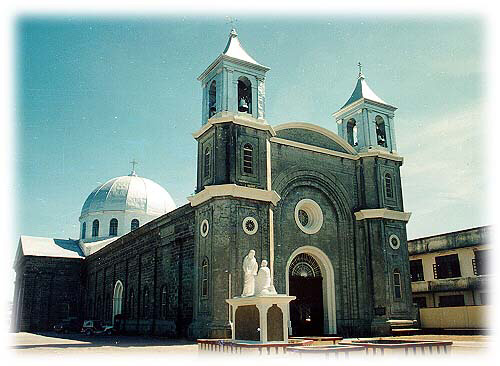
[112,280,123,325]
[286,246,336,335]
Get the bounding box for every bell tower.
[334,64,398,153]
[198,29,270,125]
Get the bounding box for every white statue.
[241,250,258,297]
[255,260,277,296]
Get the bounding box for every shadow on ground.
[12,331,196,350]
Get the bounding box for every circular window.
[294,199,323,234]
[389,234,400,250]
[200,219,209,237]
[242,217,258,235]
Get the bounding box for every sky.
[14,15,487,251]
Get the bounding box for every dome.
[81,174,176,217]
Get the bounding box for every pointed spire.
[339,64,388,110]
[222,28,260,65]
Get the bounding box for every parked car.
[81,320,114,336]
[53,318,82,333]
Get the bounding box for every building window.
[201,258,209,298]
[243,143,253,174]
[96,296,102,319]
[92,220,99,237]
[346,118,358,146]
[142,287,149,319]
[128,289,134,318]
[413,297,427,308]
[410,259,424,282]
[433,254,461,279]
[208,80,217,118]
[105,294,111,321]
[161,286,168,319]
[204,147,211,178]
[439,294,465,307]
[473,250,489,276]
[81,222,86,239]
[237,77,252,114]
[131,219,139,231]
[393,269,402,299]
[294,199,324,235]
[109,218,118,236]
[384,173,394,198]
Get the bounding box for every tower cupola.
[198,29,270,125]
[334,64,398,153]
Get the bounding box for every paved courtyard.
[10,331,492,357]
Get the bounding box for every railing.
[339,339,453,356]
[197,339,314,355]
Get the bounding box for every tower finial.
[225,16,238,35]
[129,159,138,176]
[358,62,363,77]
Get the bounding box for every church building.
[12,29,415,338]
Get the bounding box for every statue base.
[226,295,295,343]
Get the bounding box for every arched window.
[109,218,118,236]
[105,293,111,321]
[81,222,86,239]
[128,289,134,318]
[393,269,402,299]
[131,219,139,231]
[113,280,124,324]
[204,147,211,178]
[237,77,252,114]
[385,173,394,198]
[161,286,168,319]
[92,220,99,237]
[375,115,387,147]
[243,143,253,174]
[208,80,217,118]
[142,287,150,319]
[201,258,209,298]
[347,118,358,146]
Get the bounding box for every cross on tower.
[130,159,139,176]
[358,62,363,77]
[225,16,238,32]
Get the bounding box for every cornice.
[187,184,281,207]
[192,113,276,139]
[354,208,411,222]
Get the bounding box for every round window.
[200,219,210,237]
[242,217,258,235]
[294,199,323,234]
[389,234,400,250]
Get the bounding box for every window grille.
[385,173,394,198]
[92,220,99,237]
[201,258,209,298]
[433,254,461,279]
[131,219,139,231]
[161,286,168,319]
[410,259,424,282]
[243,143,253,174]
[204,147,211,178]
[393,270,402,299]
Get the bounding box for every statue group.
[241,250,277,297]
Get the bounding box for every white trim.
[274,122,357,155]
[242,217,258,235]
[354,208,412,222]
[389,234,401,250]
[294,199,324,235]
[192,112,276,139]
[270,137,358,160]
[187,184,281,207]
[200,219,210,237]
[285,246,336,335]
[270,137,404,163]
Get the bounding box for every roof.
[80,237,120,257]
[80,174,176,217]
[339,74,392,110]
[198,29,269,81]
[17,236,84,260]
[222,29,261,65]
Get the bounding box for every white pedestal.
[226,295,295,343]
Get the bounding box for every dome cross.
[129,159,139,176]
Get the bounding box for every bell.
[239,98,248,111]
